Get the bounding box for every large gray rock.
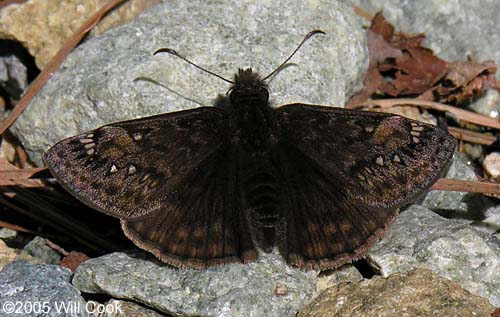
[366,204,500,307]
[73,251,318,317]
[0,261,87,317]
[12,0,367,166]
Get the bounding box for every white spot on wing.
[80,138,93,144]
[128,165,137,174]
[133,133,143,141]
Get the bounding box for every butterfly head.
[229,68,269,106]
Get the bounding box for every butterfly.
[44,30,456,270]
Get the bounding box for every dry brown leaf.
[0,158,46,187]
[391,47,447,95]
[492,307,500,317]
[348,11,498,107]
[419,60,498,104]
[59,251,90,272]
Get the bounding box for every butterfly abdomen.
[241,158,283,252]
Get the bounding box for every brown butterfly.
[44,31,456,270]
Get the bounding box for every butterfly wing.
[276,104,456,269]
[278,104,456,209]
[121,144,257,268]
[46,107,257,268]
[45,107,229,220]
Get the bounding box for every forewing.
[274,143,398,270]
[45,107,228,220]
[277,104,456,210]
[275,103,456,270]
[121,145,257,269]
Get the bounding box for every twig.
[432,178,500,194]
[448,126,497,146]
[44,239,69,256]
[0,167,47,179]
[354,6,373,21]
[0,159,47,187]
[0,220,35,234]
[348,98,500,130]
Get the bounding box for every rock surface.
[23,236,62,265]
[422,153,494,220]
[483,152,500,179]
[481,204,500,235]
[0,0,156,69]
[100,299,166,317]
[366,204,500,306]
[316,264,363,294]
[10,0,367,166]
[0,261,87,317]
[353,0,500,75]
[72,251,318,317]
[0,240,39,271]
[0,54,28,99]
[0,228,17,239]
[298,268,496,317]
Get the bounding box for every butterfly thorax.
[226,69,283,252]
[229,68,277,151]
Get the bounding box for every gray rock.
[0,228,17,239]
[469,89,500,119]
[463,142,484,161]
[316,264,363,294]
[298,268,496,317]
[0,54,28,100]
[99,299,167,317]
[0,261,87,317]
[479,204,500,234]
[366,204,500,306]
[352,0,500,75]
[422,153,494,220]
[12,0,368,166]
[72,251,318,317]
[23,236,62,265]
[0,240,39,271]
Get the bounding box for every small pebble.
[482,152,500,178]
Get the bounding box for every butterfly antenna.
[154,48,235,84]
[262,30,325,81]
